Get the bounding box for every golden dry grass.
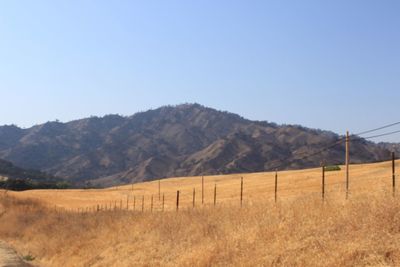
[1,190,400,266]
[7,160,399,212]
[0,160,399,266]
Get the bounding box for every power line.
[269,138,344,166]
[266,121,400,172]
[269,139,345,171]
[355,121,400,136]
[355,129,400,141]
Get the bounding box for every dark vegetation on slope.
[0,158,70,191]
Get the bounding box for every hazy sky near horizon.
[0,1,399,142]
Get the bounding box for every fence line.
[60,154,398,214]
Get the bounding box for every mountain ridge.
[0,103,397,187]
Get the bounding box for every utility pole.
[345,131,350,199]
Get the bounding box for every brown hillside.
[0,104,394,187]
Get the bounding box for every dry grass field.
[6,160,399,211]
[0,160,399,266]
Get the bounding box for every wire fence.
[51,121,400,214]
[54,156,397,214]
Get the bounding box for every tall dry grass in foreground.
[1,190,400,267]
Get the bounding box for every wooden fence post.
[133,196,136,211]
[393,152,396,197]
[126,195,129,210]
[162,193,165,212]
[151,195,153,212]
[158,180,161,201]
[275,171,278,203]
[142,196,144,212]
[193,188,196,208]
[97,204,100,212]
[120,200,122,210]
[214,184,217,206]
[322,165,325,200]
[176,190,180,211]
[240,177,243,207]
[202,176,204,205]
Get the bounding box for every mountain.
[378,142,400,155]
[0,104,396,187]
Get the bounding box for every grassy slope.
[7,160,399,211]
[0,160,399,266]
[1,191,400,266]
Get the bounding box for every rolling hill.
[0,104,396,187]
[0,158,68,190]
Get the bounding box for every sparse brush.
[23,254,36,261]
[324,165,341,172]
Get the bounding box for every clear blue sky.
[0,1,399,142]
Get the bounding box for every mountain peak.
[0,104,394,187]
